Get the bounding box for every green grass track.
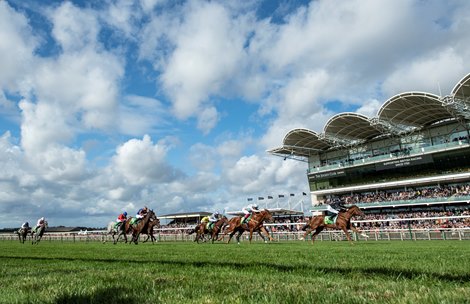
[0,240,469,304]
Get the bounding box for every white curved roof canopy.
[324,113,382,141]
[452,72,470,106]
[377,92,451,128]
[270,72,470,157]
[267,129,331,157]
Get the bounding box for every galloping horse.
[219,209,274,244]
[141,216,160,243]
[301,205,365,244]
[190,216,229,244]
[31,221,48,245]
[128,210,157,244]
[17,227,30,244]
[107,219,129,244]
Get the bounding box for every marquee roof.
[268,72,470,157]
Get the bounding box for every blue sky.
[1,0,470,228]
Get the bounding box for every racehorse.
[17,227,30,244]
[31,221,48,245]
[301,205,365,244]
[190,216,229,244]
[141,216,160,243]
[219,209,274,244]
[106,219,129,244]
[128,210,157,244]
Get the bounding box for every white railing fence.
[1,227,469,243]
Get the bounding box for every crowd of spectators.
[320,183,470,205]
[155,208,469,233]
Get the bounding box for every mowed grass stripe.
[0,241,469,304]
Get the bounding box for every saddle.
[206,222,214,231]
[324,215,337,225]
[240,215,251,225]
[130,218,142,225]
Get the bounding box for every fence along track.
[0,227,469,242]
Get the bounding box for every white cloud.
[145,1,249,123]
[112,134,180,185]
[356,99,382,118]
[196,106,219,135]
[50,2,99,52]
[0,1,37,91]
[383,48,467,96]
[118,95,169,136]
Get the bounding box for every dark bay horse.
[141,216,160,243]
[107,219,129,244]
[301,205,365,244]
[17,227,30,244]
[219,209,274,244]
[128,210,157,244]
[190,216,229,244]
[31,221,48,245]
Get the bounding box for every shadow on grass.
[55,287,138,304]
[3,254,469,284]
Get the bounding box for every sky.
[1,0,470,228]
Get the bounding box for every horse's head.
[348,205,364,217]
[260,209,273,222]
[148,210,157,221]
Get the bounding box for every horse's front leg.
[351,226,369,238]
[142,235,150,243]
[260,226,273,242]
[342,227,354,245]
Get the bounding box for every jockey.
[136,206,149,219]
[242,203,260,224]
[21,222,30,230]
[116,212,127,228]
[34,217,45,232]
[207,211,220,229]
[325,199,347,217]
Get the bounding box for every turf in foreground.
[0,240,469,304]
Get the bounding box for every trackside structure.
[268,73,470,229]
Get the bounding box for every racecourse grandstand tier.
[158,211,212,225]
[269,72,470,217]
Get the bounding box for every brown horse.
[128,210,157,244]
[301,205,365,244]
[141,217,160,243]
[190,216,229,243]
[219,209,274,244]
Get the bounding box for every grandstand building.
[269,72,470,226]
